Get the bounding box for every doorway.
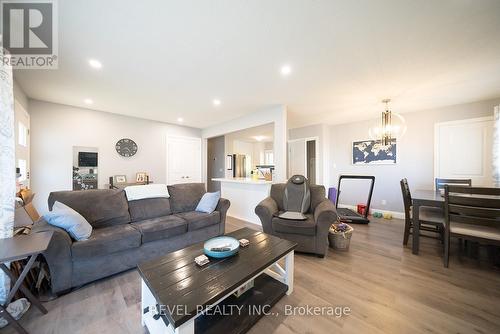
[288,137,318,185]
[207,136,225,192]
[306,140,316,184]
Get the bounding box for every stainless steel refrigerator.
[232,154,246,177]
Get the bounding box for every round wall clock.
[115,138,138,157]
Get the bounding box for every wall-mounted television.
[78,152,98,167]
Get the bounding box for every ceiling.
[225,123,274,143]
[14,0,500,129]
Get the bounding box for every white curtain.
[494,105,500,187]
[0,48,15,303]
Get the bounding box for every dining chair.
[435,178,472,191]
[443,185,500,267]
[400,178,445,245]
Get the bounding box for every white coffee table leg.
[174,319,194,334]
[141,279,147,326]
[284,250,294,295]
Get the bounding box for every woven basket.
[328,224,354,251]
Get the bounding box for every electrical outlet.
[381,200,387,206]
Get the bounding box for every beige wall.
[328,98,500,212]
[29,100,201,213]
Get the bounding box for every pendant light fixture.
[381,99,392,146]
[368,99,407,145]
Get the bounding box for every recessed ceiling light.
[213,99,221,106]
[177,117,184,123]
[88,59,102,69]
[84,98,93,104]
[280,64,292,76]
[254,136,266,142]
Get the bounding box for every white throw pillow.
[44,201,92,241]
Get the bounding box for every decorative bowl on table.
[203,236,240,258]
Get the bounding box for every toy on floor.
[372,212,392,219]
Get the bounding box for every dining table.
[411,189,445,255]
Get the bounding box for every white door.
[435,117,494,186]
[167,135,202,184]
[14,100,30,189]
[288,139,306,177]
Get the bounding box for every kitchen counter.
[212,178,273,224]
[211,177,273,185]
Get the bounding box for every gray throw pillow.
[44,201,92,241]
[195,191,221,213]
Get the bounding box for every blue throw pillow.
[44,201,93,241]
[196,191,221,214]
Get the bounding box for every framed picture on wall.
[226,155,233,170]
[114,175,127,183]
[136,172,148,183]
[352,139,397,165]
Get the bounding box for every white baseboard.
[339,204,405,220]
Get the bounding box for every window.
[18,159,27,182]
[18,122,28,147]
[264,150,274,165]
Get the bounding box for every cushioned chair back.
[48,189,131,228]
[283,175,311,213]
[167,183,206,213]
[400,178,412,220]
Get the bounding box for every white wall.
[328,98,500,213]
[202,105,288,182]
[29,100,201,213]
[13,80,29,112]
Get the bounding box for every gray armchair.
[255,184,337,257]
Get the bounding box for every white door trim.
[166,134,202,185]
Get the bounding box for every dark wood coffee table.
[138,228,296,334]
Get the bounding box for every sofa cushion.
[168,183,206,214]
[272,213,316,236]
[128,198,172,222]
[131,215,187,243]
[175,211,220,231]
[48,189,131,228]
[71,225,141,260]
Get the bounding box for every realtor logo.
[1,0,58,69]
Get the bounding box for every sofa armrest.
[31,218,73,294]
[314,199,338,233]
[216,198,231,235]
[255,197,278,234]
[313,199,338,256]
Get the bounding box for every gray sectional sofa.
[32,183,230,294]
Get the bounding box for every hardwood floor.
[5,217,500,334]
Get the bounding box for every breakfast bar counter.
[212,178,273,225]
